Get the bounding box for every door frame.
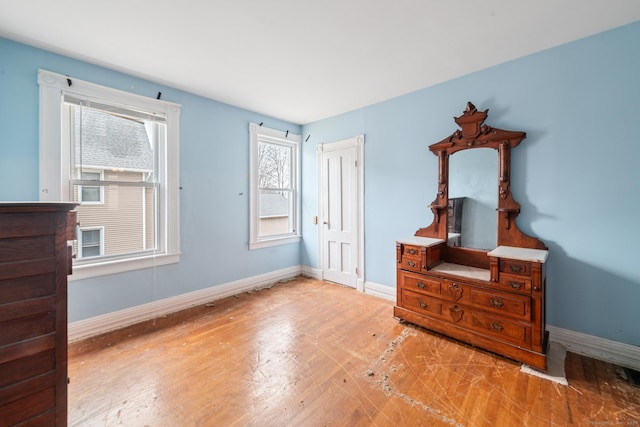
[316,135,365,291]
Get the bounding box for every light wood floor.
[68,276,639,426]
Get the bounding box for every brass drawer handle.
[407,248,418,255]
[416,281,425,289]
[490,298,503,308]
[509,264,523,273]
[407,261,416,267]
[491,322,504,332]
[508,281,523,290]
[418,301,427,309]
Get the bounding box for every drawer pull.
[509,265,523,273]
[407,260,416,267]
[508,281,523,290]
[418,301,427,309]
[407,248,418,255]
[416,281,426,289]
[447,283,463,301]
[491,322,504,332]
[490,298,504,308]
[449,305,464,323]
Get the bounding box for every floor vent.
[623,367,640,387]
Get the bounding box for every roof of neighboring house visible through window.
[75,107,154,172]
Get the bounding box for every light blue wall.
[301,22,640,346]
[0,38,302,322]
[2,22,639,345]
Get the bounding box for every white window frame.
[78,226,105,259]
[78,170,104,205]
[38,69,181,280]
[249,123,301,250]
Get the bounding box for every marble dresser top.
[396,236,445,247]
[430,262,491,282]
[487,246,549,263]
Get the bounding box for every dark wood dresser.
[0,202,76,426]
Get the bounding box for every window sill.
[69,252,180,281]
[249,235,301,250]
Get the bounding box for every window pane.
[81,186,101,202]
[82,229,101,245]
[74,184,157,259]
[258,142,290,189]
[81,172,100,181]
[71,104,159,261]
[74,106,156,184]
[82,245,101,258]
[81,229,101,258]
[259,190,291,237]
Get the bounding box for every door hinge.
[355,160,358,167]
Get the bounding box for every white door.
[320,138,361,288]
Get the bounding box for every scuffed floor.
[68,277,640,426]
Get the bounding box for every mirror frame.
[415,102,546,265]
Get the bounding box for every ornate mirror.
[415,102,546,263]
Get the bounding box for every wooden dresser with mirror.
[395,102,549,371]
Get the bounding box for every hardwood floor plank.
[68,277,640,426]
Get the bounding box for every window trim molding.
[249,122,301,250]
[38,69,181,277]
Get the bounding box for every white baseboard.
[300,265,322,280]
[364,281,395,301]
[68,266,302,342]
[547,325,640,371]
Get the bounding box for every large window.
[249,123,301,250]
[39,70,181,280]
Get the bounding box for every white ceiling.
[1,1,639,124]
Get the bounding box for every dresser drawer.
[0,236,54,263]
[499,259,531,276]
[401,244,422,257]
[399,244,423,272]
[401,290,443,317]
[401,257,422,272]
[0,312,56,347]
[467,311,530,346]
[467,288,530,321]
[0,350,55,389]
[400,272,442,296]
[439,279,530,321]
[496,273,532,294]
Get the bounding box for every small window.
[78,171,103,204]
[249,123,301,250]
[79,227,104,258]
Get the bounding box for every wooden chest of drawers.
[395,239,548,371]
[0,203,76,426]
